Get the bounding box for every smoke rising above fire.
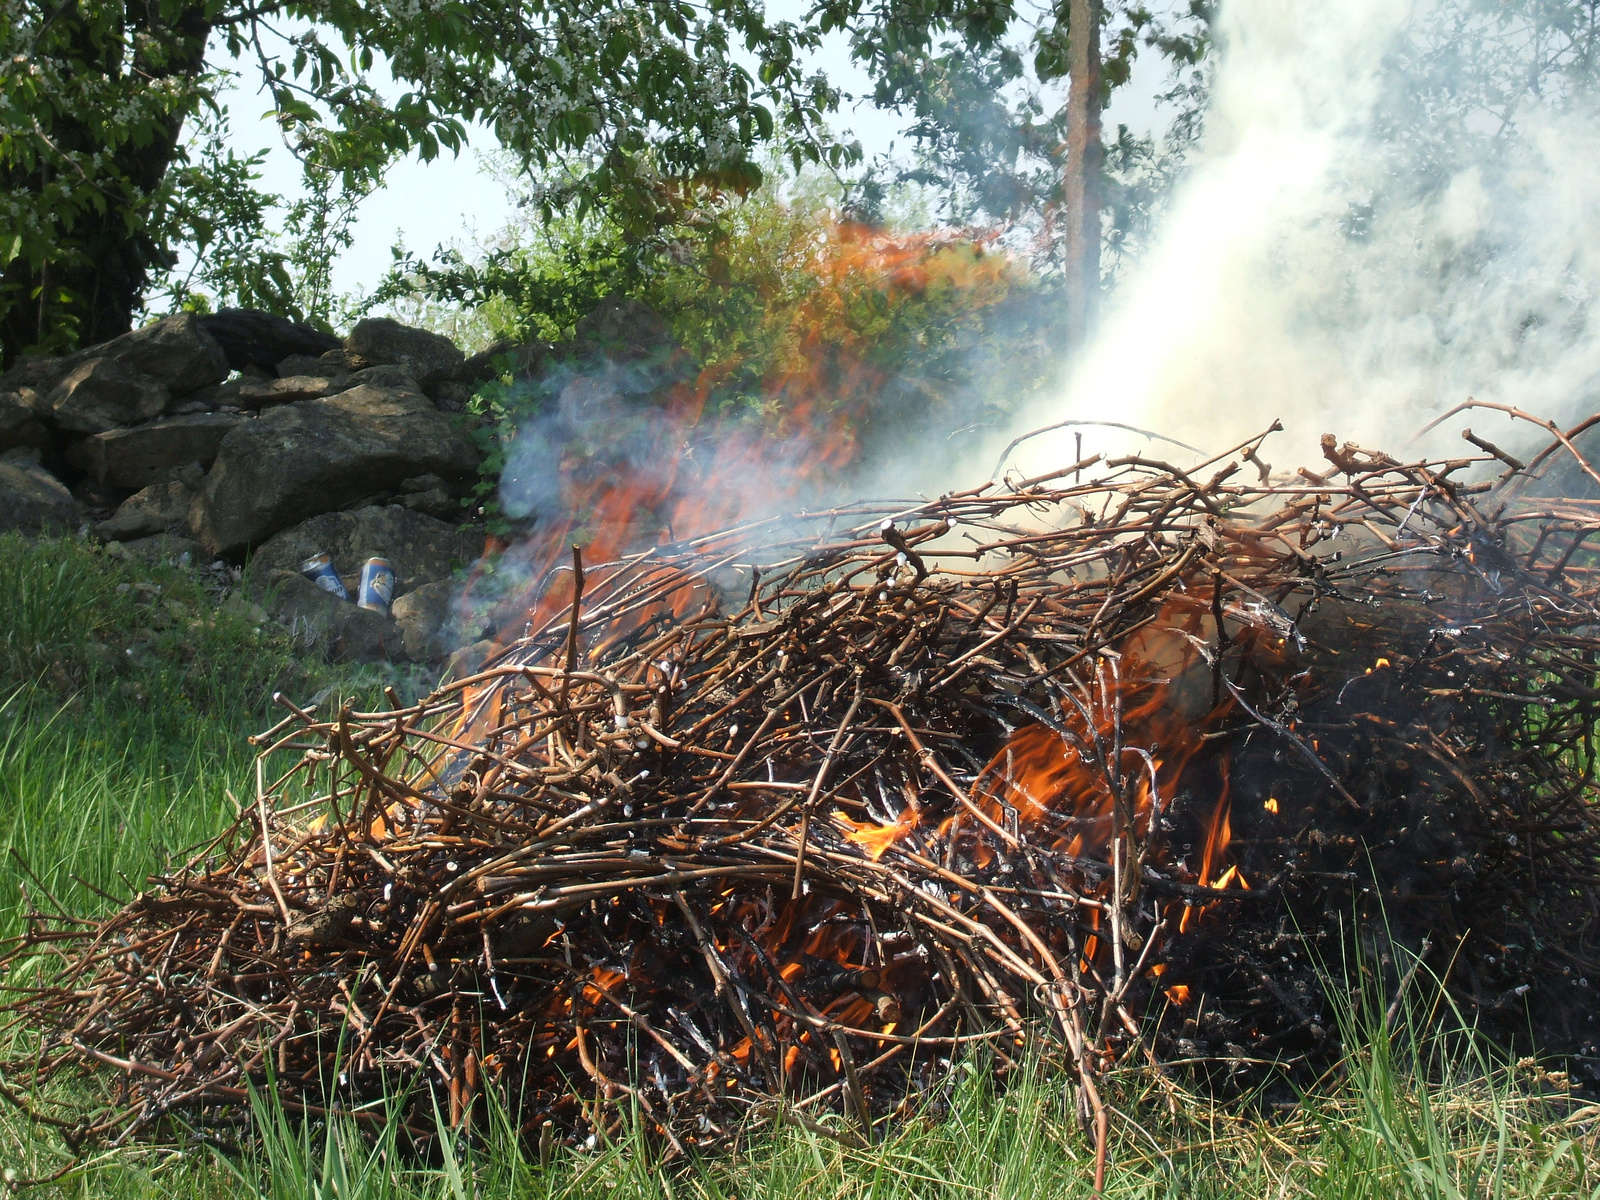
[999,0,1600,475]
[470,225,1033,633]
[471,0,1600,633]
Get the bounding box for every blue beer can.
[358,557,395,613]
[300,551,349,600]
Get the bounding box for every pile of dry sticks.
[5,403,1600,1187]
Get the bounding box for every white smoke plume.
[995,0,1600,477]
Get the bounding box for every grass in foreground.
[0,532,1595,1198]
[6,1024,1597,1199]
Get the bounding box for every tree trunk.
[1063,0,1103,348]
[0,2,210,365]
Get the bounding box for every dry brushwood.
[4,408,1600,1183]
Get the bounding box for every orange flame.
[954,589,1249,953]
[1211,865,1249,891]
[466,221,1023,643]
[1195,780,1234,890]
[839,807,919,860]
[973,591,1227,858]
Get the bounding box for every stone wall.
[0,311,507,666]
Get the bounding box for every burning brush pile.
[5,408,1600,1167]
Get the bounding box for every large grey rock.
[457,340,551,383]
[248,505,480,599]
[423,380,474,413]
[572,296,675,362]
[443,638,497,682]
[46,359,170,434]
[194,374,348,411]
[92,478,195,541]
[346,318,463,384]
[197,309,342,374]
[77,312,230,396]
[256,569,400,662]
[0,389,51,455]
[390,577,494,661]
[0,356,65,394]
[190,386,481,557]
[0,451,81,534]
[107,532,204,566]
[398,487,461,519]
[348,364,421,392]
[67,412,244,487]
[2,315,230,440]
[277,348,364,379]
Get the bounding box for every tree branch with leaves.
[0,0,856,364]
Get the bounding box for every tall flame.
[466,221,1024,641]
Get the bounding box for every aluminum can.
[300,551,349,600]
[358,557,396,613]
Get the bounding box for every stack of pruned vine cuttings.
[5,404,1600,1177]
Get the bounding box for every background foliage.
[0,0,849,362]
[376,170,1067,534]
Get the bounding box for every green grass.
[0,533,408,937]
[6,1027,1597,1198]
[0,531,1596,1198]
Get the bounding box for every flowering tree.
[0,0,846,363]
